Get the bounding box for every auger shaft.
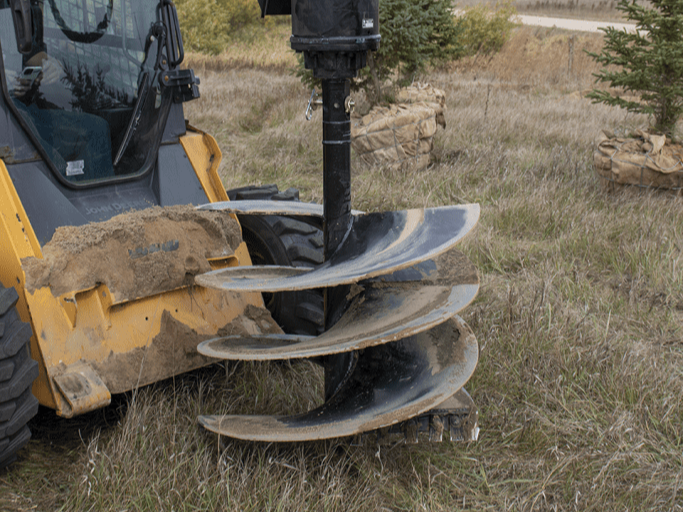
[320,77,355,399]
[322,78,353,261]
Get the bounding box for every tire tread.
[0,284,38,470]
[227,185,325,336]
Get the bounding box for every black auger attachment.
[196,0,481,444]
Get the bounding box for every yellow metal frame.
[180,127,229,203]
[0,131,261,417]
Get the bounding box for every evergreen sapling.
[587,0,683,138]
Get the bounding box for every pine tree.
[587,0,683,138]
[361,0,463,102]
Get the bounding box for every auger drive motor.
[0,0,480,468]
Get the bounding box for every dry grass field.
[2,25,682,512]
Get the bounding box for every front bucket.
[198,316,478,442]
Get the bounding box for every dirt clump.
[22,205,242,301]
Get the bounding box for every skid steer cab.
[0,0,481,470]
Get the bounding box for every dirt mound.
[22,205,242,301]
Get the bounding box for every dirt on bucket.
[22,205,243,302]
[93,304,282,394]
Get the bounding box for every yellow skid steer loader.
[0,0,480,468]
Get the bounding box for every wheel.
[227,185,325,336]
[0,285,39,470]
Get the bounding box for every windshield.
[0,0,171,185]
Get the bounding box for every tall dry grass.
[2,25,682,512]
[451,26,606,92]
[183,23,296,72]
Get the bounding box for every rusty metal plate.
[196,204,479,293]
[198,316,478,442]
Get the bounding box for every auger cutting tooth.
[403,419,419,444]
[347,388,478,446]
[198,248,478,360]
[197,316,478,442]
[449,421,464,442]
[196,204,479,293]
[373,428,389,445]
[448,407,480,443]
[429,415,445,443]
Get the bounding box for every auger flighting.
[195,0,482,443]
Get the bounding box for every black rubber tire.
[0,285,39,470]
[228,185,325,336]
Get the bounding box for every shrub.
[360,0,463,101]
[587,0,683,138]
[175,0,265,54]
[297,0,464,104]
[456,1,518,57]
